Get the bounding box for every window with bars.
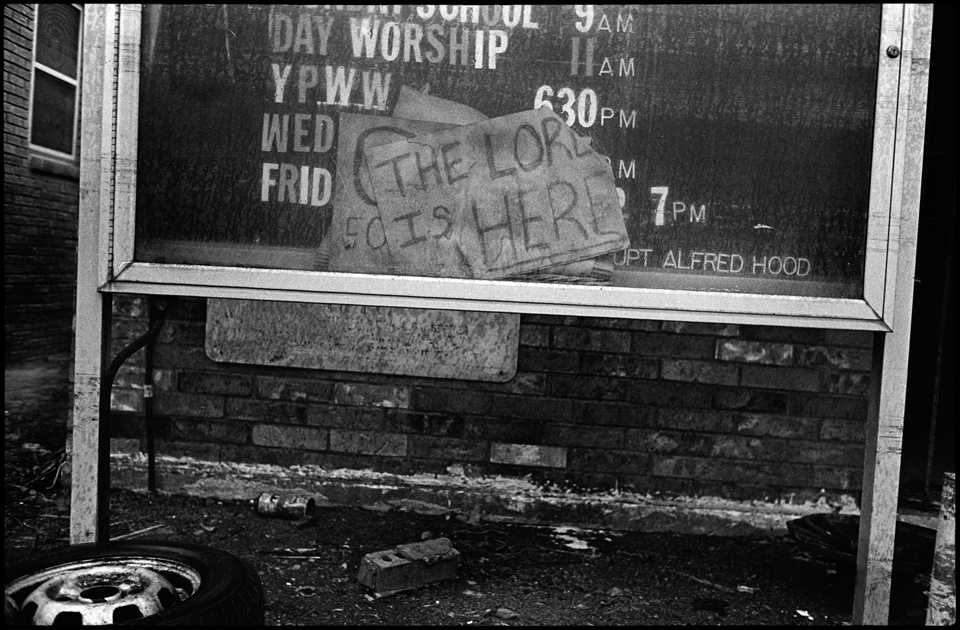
[30,3,82,160]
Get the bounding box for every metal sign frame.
[72,4,933,625]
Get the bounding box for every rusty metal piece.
[255,493,316,519]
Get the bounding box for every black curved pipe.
[97,298,167,542]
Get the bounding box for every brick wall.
[110,295,873,505]
[3,4,80,362]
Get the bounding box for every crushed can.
[255,492,316,519]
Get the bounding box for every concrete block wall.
[109,295,873,505]
[3,4,80,362]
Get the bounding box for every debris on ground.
[357,537,461,596]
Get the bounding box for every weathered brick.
[820,418,866,442]
[330,429,407,456]
[657,409,736,433]
[632,332,715,359]
[252,424,328,450]
[628,430,712,456]
[154,392,224,418]
[111,389,143,413]
[386,410,465,437]
[463,417,541,443]
[821,372,871,396]
[713,388,789,413]
[741,325,825,344]
[652,456,794,486]
[178,371,252,396]
[407,436,488,462]
[257,377,334,402]
[489,395,572,421]
[474,372,546,395]
[626,381,713,409]
[306,404,384,430]
[227,398,309,424]
[413,388,491,414]
[154,344,220,370]
[335,383,410,408]
[157,321,205,346]
[572,401,657,428]
[568,448,650,474]
[734,414,819,439]
[823,329,874,348]
[516,347,579,373]
[153,369,177,392]
[166,419,249,445]
[357,538,460,595]
[490,443,567,468]
[796,346,873,370]
[518,324,550,347]
[553,327,631,353]
[580,353,658,379]
[662,321,740,336]
[791,394,868,421]
[548,374,626,400]
[663,359,738,386]
[741,365,819,391]
[542,424,627,449]
[716,339,793,365]
[810,466,861,491]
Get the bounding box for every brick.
[568,448,650,474]
[257,377,334,402]
[716,340,793,365]
[553,327,631,353]
[821,372,871,396]
[631,332,715,359]
[662,359,738,385]
[474,372,546,395]
[516,347,579,373]
[154,392,224,418]
[734,414,819,439]
[820,418,866,442]
[307,405,383,430]
[811,467,861,491]
[111,388,143,413]
[166,419,249,445]
[407,436,488,462]
[628,430,712,456]
[741,365,819,391]
[413,388,491,414]
[662,321,740,336]
[795,346,872,370]
[823,329,874,348]
[543,425,627,449]
[490,443,567,468]
[548,374,626,400]
[251,424,327,450]
[580,353,658,379]
[335,383,410,408]
[626,381,713,409]
[791,394,868,421]
[489,395,572,421]
[227,399,309,424]
[178,371,252,396]
[741,325,825,344]
[652,456,794,486]
[463,417,541,443]
[518,324,550,347]
[357,538,460,595]
[386,410,465,437]
[157,321,205,345]
[657,409,736,433]
[329,430,407,456]
[713,388,788,413]
[572,401,657,428]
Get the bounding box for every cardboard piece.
[364,108,629,279]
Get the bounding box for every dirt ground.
[4,357,932,626]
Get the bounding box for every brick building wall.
[3,4,81,362]
[110,295,873,506]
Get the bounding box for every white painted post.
[853,4,933,624]
[71,4,117,544]
[927,473,956,625]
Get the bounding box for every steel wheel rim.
[5,556,201,626]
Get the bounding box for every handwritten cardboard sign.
[327,114,457,274]
[364,108,628,279]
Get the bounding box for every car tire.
[4,540,264,626]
